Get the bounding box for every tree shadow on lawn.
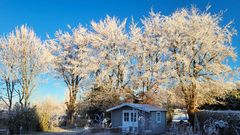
[29,127,122,135]
[26,127,84,135]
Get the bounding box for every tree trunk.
[66,82,78,126]
[8,98,12,111]
[18,90,24,108]
[5,80,13,111]
[66,104,75,126]
[180,81,197,125]
[24,96,29,107]
[187,104,196,125]
[24,88,29,107]
[186,83,197,125]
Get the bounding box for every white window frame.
[122,110,139,133]
[123,112,129,122]
[156,112,161,123]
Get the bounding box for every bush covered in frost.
[8,104,39,134]
[195,110,240,135]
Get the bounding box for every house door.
[122,110,138,133]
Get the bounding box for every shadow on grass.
[24,127,84,135]
[28,127,122,135]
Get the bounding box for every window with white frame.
[130,112,137,122]
[156,112,161,123]
[124,112,129,121]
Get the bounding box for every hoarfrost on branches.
[47,25,95,123]
[0,25,52,108]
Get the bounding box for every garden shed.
[106,103,167,134]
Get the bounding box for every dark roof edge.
[106,103,167,112]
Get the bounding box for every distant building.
[107,103,167,135]
[172,109,189,122]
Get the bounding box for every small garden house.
[106,103,167,134]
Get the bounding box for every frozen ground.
[24,127,121,135]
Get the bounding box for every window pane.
[134,113,136,122]
[134,127,138,132]
[124,112,128,121]
[124,113,126,121]
[131,113,134,122]
[156,112,161,122]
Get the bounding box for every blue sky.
[0,0,240,102]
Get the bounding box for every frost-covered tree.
[78,85,121,116]
[0,25,52,108]
[158,7,237,123]
[47,25,95,124]
[0,37,18,110]
[91,16,130,96]
[129,14,171,103]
